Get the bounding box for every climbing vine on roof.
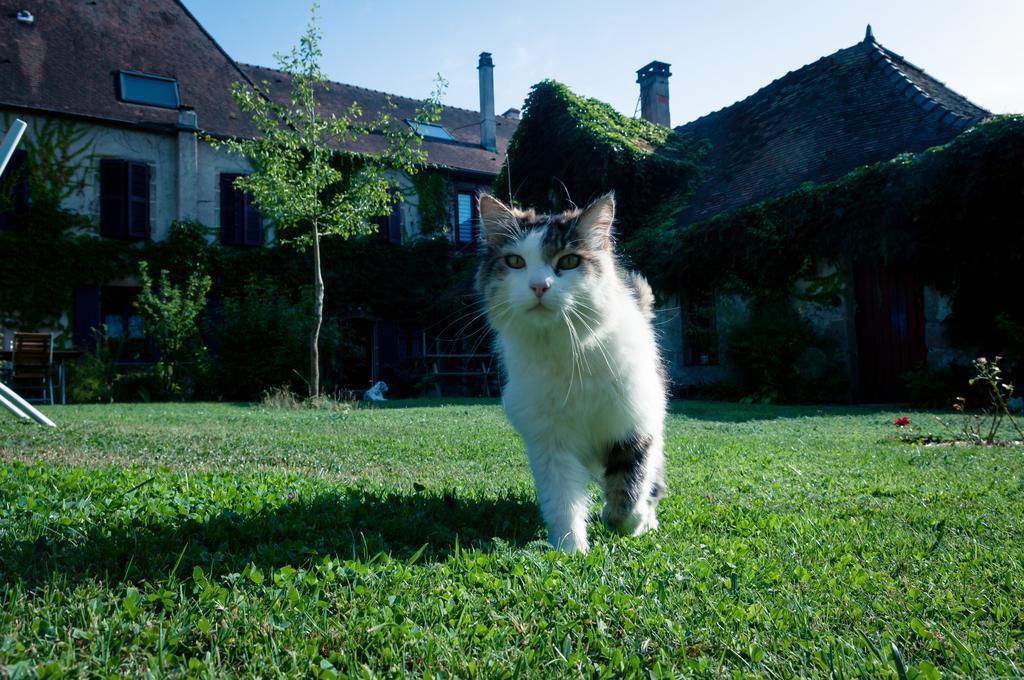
[495,80,707,241]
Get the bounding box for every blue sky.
[183,0,1023,126]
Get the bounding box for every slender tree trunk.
[311,219,324,397]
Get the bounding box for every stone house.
[0,0,518,388]
[638,28,990,400]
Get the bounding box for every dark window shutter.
[221,173,261,246]
[73,286,102,350]
[99,158,127,237]
[243,194,262,246]
[126,161,150,238]
[0,149,29,232]
[219,173,239,244]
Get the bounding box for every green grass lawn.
[1,400,1022,677]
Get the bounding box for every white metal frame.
[0,119,57,427]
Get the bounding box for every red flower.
[894,416,911,427]
[977,357,988,364]
[953,403,963,411]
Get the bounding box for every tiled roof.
[0,0,257,137]
[0,0,514,177]
[240,64,517,177]
[675,30,990,224]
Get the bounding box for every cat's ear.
[575,193,616,250]
[478,194,519,246]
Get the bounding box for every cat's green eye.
[558,254,581,270]
[504,254,526,269]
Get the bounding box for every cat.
[476,192,667,553]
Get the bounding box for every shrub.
[111,367,166,403]
[134,261,212,400]
[66,336,117,403]
[903,364,974,408]
[213,276,314,400]
[727,299,847,403]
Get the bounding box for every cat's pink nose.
[530,281,550,298]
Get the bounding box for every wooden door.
[854,264,927,401]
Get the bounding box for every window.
[99,159,151,239]
[118,70,180,109]
[219,174,262,246]
[684,289,718,366]
[0,148,29,231]
[73,285,146,359]
[453,191,478,244]
[406,119,456,141]
[102,288,144,341]
[100,286,147,362]
[373,187,401,243]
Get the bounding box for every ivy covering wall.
[638,116,1024,352]
[0,207,472,399]
[409,168,451,236]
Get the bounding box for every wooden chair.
[12,332,53,405]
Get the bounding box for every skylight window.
[406,119,456,141]
[118,71,180,109]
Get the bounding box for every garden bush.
[65,345,116,404]
[213,275,314,400]
[726,299,847,403]
[134,261,212,400]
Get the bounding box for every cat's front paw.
[550,531,589,554]
[602,504,657,536]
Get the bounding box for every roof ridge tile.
[869,42,985,129]
[238,62,515,120]
[676,44,867,131]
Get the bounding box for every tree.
[213,6,442,396]
[134,261,212,399]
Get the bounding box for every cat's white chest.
[500,319,660,464]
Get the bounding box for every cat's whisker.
[560,310,583,404]
[559,312,574,401]
[432,315,491,346]
[567,306,615,378]
[564,311,585,380]
[571,314,591,380]
[648,306,681,328]
[466,313,500,359]
[428,301,511,367]
[563,309,593,377]
[574,319,613,380]
[428,301,495,341]
[443,299,511,340]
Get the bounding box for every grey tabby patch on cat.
[476,192,667,553]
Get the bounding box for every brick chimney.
[478,52,496,152]
[636,61,671,127]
